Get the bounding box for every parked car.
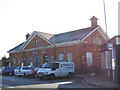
[37,62,74,79]
[25,67,40,78]
[0,67,5,75]
[14,66,35,77]
[2,67,16,75]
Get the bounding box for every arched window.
[35,39,38,45]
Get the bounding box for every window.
[67,53,72,62]
[16,67,21,70]
[35,39,38,45]
[26,57,30,66]
[33,56,40,67]
[38,56,40,66]
[13,58,16,67]
[58,54,63,60]
[86,52,93,67]
[101,52,106,69]
[53,63,59,69]
[22,67,33,70]
[105,51,112,69]
[17,58,20,66]
[42,62,59,69]
[44,55,50,61]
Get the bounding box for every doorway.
[44,54,50,63]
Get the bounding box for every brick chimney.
[25,33,30,40]
[90,16,98,27]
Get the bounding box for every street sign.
[108,43,113,50]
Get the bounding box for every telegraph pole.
[103,0,110,78]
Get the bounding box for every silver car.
[14,66,34,77]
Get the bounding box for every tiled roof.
[49,25,99,44]
[8,42,25,52]
[8,25,99,52]
[36,31,53,40]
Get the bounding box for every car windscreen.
[22,67,33,70]
[16,67,21,70]
[34,67,40,70]
[42,63,59,69]
[4,67,15,70]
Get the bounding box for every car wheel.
[18,75,21,77]
[50,74,55,80]
[24,73,27,77]
[67,73,72,78]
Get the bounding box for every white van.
[37,62,74,79]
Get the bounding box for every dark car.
[2,67,16,75]
[25,67,40,78]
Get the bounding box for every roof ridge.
[35,31,53,35]
[53,26,96,36]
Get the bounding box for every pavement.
[74,72,118,88]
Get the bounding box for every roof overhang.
[8,40,85,53]
[82,25,109,41]
[116,36,120,45]
[19,31,53,50]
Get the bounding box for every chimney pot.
[25,33,30,40]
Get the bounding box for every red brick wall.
[84,29,106,45]
[9,28,107,72]
[83,29,107,70]
[25,35,51,49]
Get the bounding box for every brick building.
[100,36,120,80]
[8,16,108,72]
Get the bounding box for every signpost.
[108,43,115,80]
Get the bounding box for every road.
[1,75,96,89]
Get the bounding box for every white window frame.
[86,52,93,67]
[58,54,64,60]
[67,53,72,62]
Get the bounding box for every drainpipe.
[54,45,56,60]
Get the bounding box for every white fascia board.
[8,50,20,53]
[35,32,53,45]
[82,26,100,41]
[20,32,36,50]
[19,31,53,51]
[8,45,54,53]
[19,31,36,50]
[98,26,110,40]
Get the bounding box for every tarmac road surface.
[1,75,96,89]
